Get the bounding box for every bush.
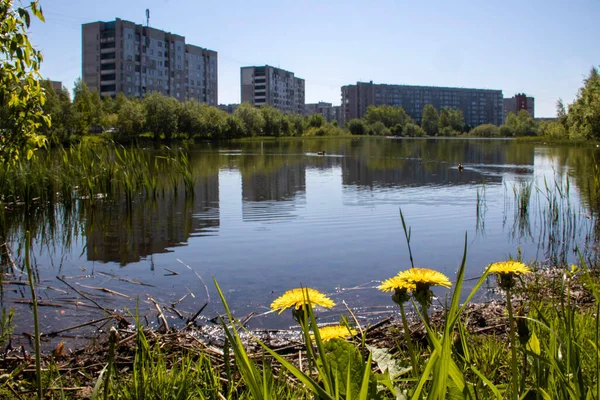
[470,124,500,137]
[404,123,426,137]
[347,118,367,135]
[367,121,390,136]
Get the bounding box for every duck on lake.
[317,151,326,156]
[458,163,464,171]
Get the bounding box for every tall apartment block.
[341,81,503,127]
[82,18,217,104]
[240,66,305,114]
[503,93,534,121]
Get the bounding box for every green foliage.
[347,118,367,135]
[261,105,284,136]
[0,0,48,162]
[143,92,181,140]
[404,123,426,137]
[116,99,145,139]
[537,120,568,139]
[71,78,93,136]
[307,113,327,129]
[365,105,413,128]
[367,121,390,136]
[234,102,265,136]
[567,66,600,140]
[470,123,500,137]
[440,107,465,133]
[421,104,440,136]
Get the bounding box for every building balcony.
[100,47,115,54]
[101,58,116,64]
[100,69,116,75]
[100,80,116,85]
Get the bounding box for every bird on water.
[458,163,464,171]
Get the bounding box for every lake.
[3,137,599,345]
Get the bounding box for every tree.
[347,118,367,135]
[367,121,390,136]
[39,80,63,142]
[307,113,326,129]
[89,89,104,130]
[143,92,180,140]
[0,0,47,161]
[514,109,536,136]
[567,65,600,140]
[470,124,499,137]
[364,105,412,128]
[71,78,93,136]
[404,123,426,137]
[224,115,245,139]
[116,99,145,139]
[556,99,567,126]
[234,103,265,136]
[421,104,439,136]
[286,113,305,136]
[260,106,283,136]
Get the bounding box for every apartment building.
[305,102,342,124]
[240,65,305,114]
[82,18,218,104]
[341,81,504,127]
[503,93,534,121]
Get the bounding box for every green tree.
[234,103,265,136]
[470,124,500,137]
[365,105,412,128]
[556,98,567,126]
[307,113,326,129]
[116,99,145,139]
[404,123,426,137]
[71,78,93,136]
[0,0,47,161]
[367,121,390,136]
[421,104,439,136]
[567,66,600,140]
[261,106,283,136]
[514,109,536,136]
[201,106,227,139]
[448,108,465,132]
[286,113,305,136]
[143,92,180,140]
[90,89,104,130]
[224,114,245,139]
[503,112,517,136]
[347,118,367,135]
[39,80,64,142]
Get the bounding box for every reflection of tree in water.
[86,172,220,265]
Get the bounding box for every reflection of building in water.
[86,174,219,265]
[340,144,535,188]
[241,163,306,221]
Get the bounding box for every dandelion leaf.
[323,338,365,398]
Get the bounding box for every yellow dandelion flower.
[397,268,452,289]
[487,261,531,276]
[312,325,357,342]
[378,275,415,292]
[270,288,335,315]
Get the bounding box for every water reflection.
[241,161,306,222]
[1,138,599,340]
[86,173,220,265]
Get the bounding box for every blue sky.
[29,0,599,117]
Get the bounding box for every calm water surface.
[4,138,599,344]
